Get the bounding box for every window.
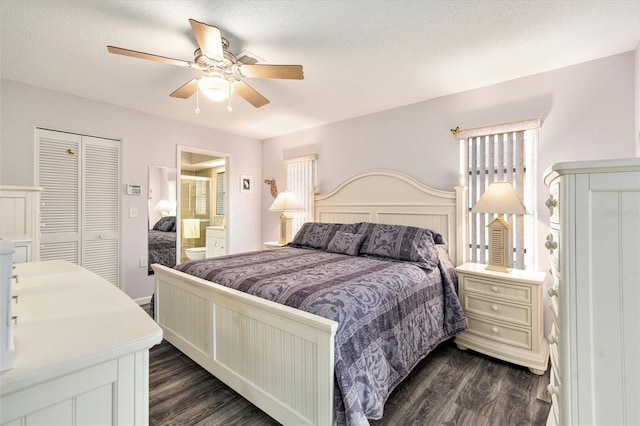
[216,171,225,216]
[458,119,539,270]
[286,154,317,237]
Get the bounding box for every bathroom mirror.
[148,166,177,274]
[178,148,228,263]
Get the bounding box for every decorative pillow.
[290,222,361,250]
[326,231,366,256]
[358,223,442,265]
[153,216,176,232]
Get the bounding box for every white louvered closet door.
[38,130,82,264]
[37,129,121,287]
[82,136,120,286]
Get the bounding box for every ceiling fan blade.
[232,80,270,108]
[240,64,304,80]
[107,46,191,68]
[170,77,199,99]
[189,19,223,61]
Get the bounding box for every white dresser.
[0,186,42,263]
[0,260,163,425]
[543,158,640,426]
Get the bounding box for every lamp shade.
[269,191,304,211]
[198,76,233,102]
[471,182,527,215]
[155,199,172,212]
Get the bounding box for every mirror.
[178,150,227,263]
[148,166,177,274]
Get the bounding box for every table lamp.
[269,191,304,244]
[154,199,173,217]
[471,182,527,272]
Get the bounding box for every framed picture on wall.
[241,175,253,193]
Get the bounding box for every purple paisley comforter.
[175,246,466,425]
[148,229,176,268]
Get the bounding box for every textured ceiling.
[1,0,639,140]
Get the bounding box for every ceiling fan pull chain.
[195,86,200,114]
[227,83,233,112]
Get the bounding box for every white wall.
[0,80,262,301]
[263,51,635,241]
[262,51,636,334]
[636,43,640,157]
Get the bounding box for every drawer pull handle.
[491,327,499,334]
[545,234,558,252]
[12,274,18,283]
[491,305,499,312]
[547,384,558,396]
[547,334,558,345]
[548,286,559,297]
[11,315,18,325]
[545,197,557,209]
[490,286,499,293]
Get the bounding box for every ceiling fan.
[107,19,303,108]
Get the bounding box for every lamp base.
[485,264,511,273]
[278,212,294,245]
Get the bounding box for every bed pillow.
[290,222,361,250]
[153,216,176,232]
[326,231,366,256]
[358,223,443,265]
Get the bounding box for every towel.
[183,219,200,239]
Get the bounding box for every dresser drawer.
[461,275,531,304]
[548,366,561,415]
[547,181,560,225]
[546,228,560,273]
[463,293,531,327]
[465,315,531,350]
[548,323,561,374]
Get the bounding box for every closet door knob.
[548,286,559,297]
[547,334,558,345]
[547,384,558,395]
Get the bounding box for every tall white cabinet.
[543,158,640,426]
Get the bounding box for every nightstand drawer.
[466,315,531,350]
[461,275,531,304]
[463,293,531,327]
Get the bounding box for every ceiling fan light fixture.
[198,76,233,102]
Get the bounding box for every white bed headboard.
[313,170,467,266]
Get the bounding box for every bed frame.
[152,170,467,425]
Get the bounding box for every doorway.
[177,146,230,263]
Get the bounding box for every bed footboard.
[152,264,338,425]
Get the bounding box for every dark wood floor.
[148,335,551,426]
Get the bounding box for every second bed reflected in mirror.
[148,165,178,274]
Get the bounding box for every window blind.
[459,119,539,270]
[285,154,317,236]
[216,172,225,216]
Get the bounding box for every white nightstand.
[454,262,548,375]
[264,241,287,249]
